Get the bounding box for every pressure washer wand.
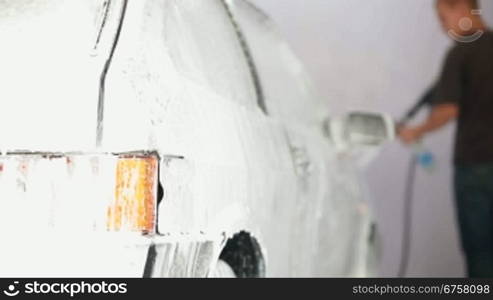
[398,86,437,170]
[397,86,435,127]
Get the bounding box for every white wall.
[251,0,493,276]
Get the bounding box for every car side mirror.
[344,111,395,146]
[324,111,395,148]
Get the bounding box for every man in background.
[399,0,493,277]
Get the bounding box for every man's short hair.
[437,0,480,9]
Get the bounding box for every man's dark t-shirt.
[432,31,493,165]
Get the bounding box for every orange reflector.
[107,155,158,233]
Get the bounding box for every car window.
[227,0,327,125]
[163,0,258,110]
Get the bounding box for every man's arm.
[398,44,464,144]
[398,103,459,144]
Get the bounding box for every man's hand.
[398,126,424,145]
[398,104,458,145]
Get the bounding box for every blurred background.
[251,0,493,277]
